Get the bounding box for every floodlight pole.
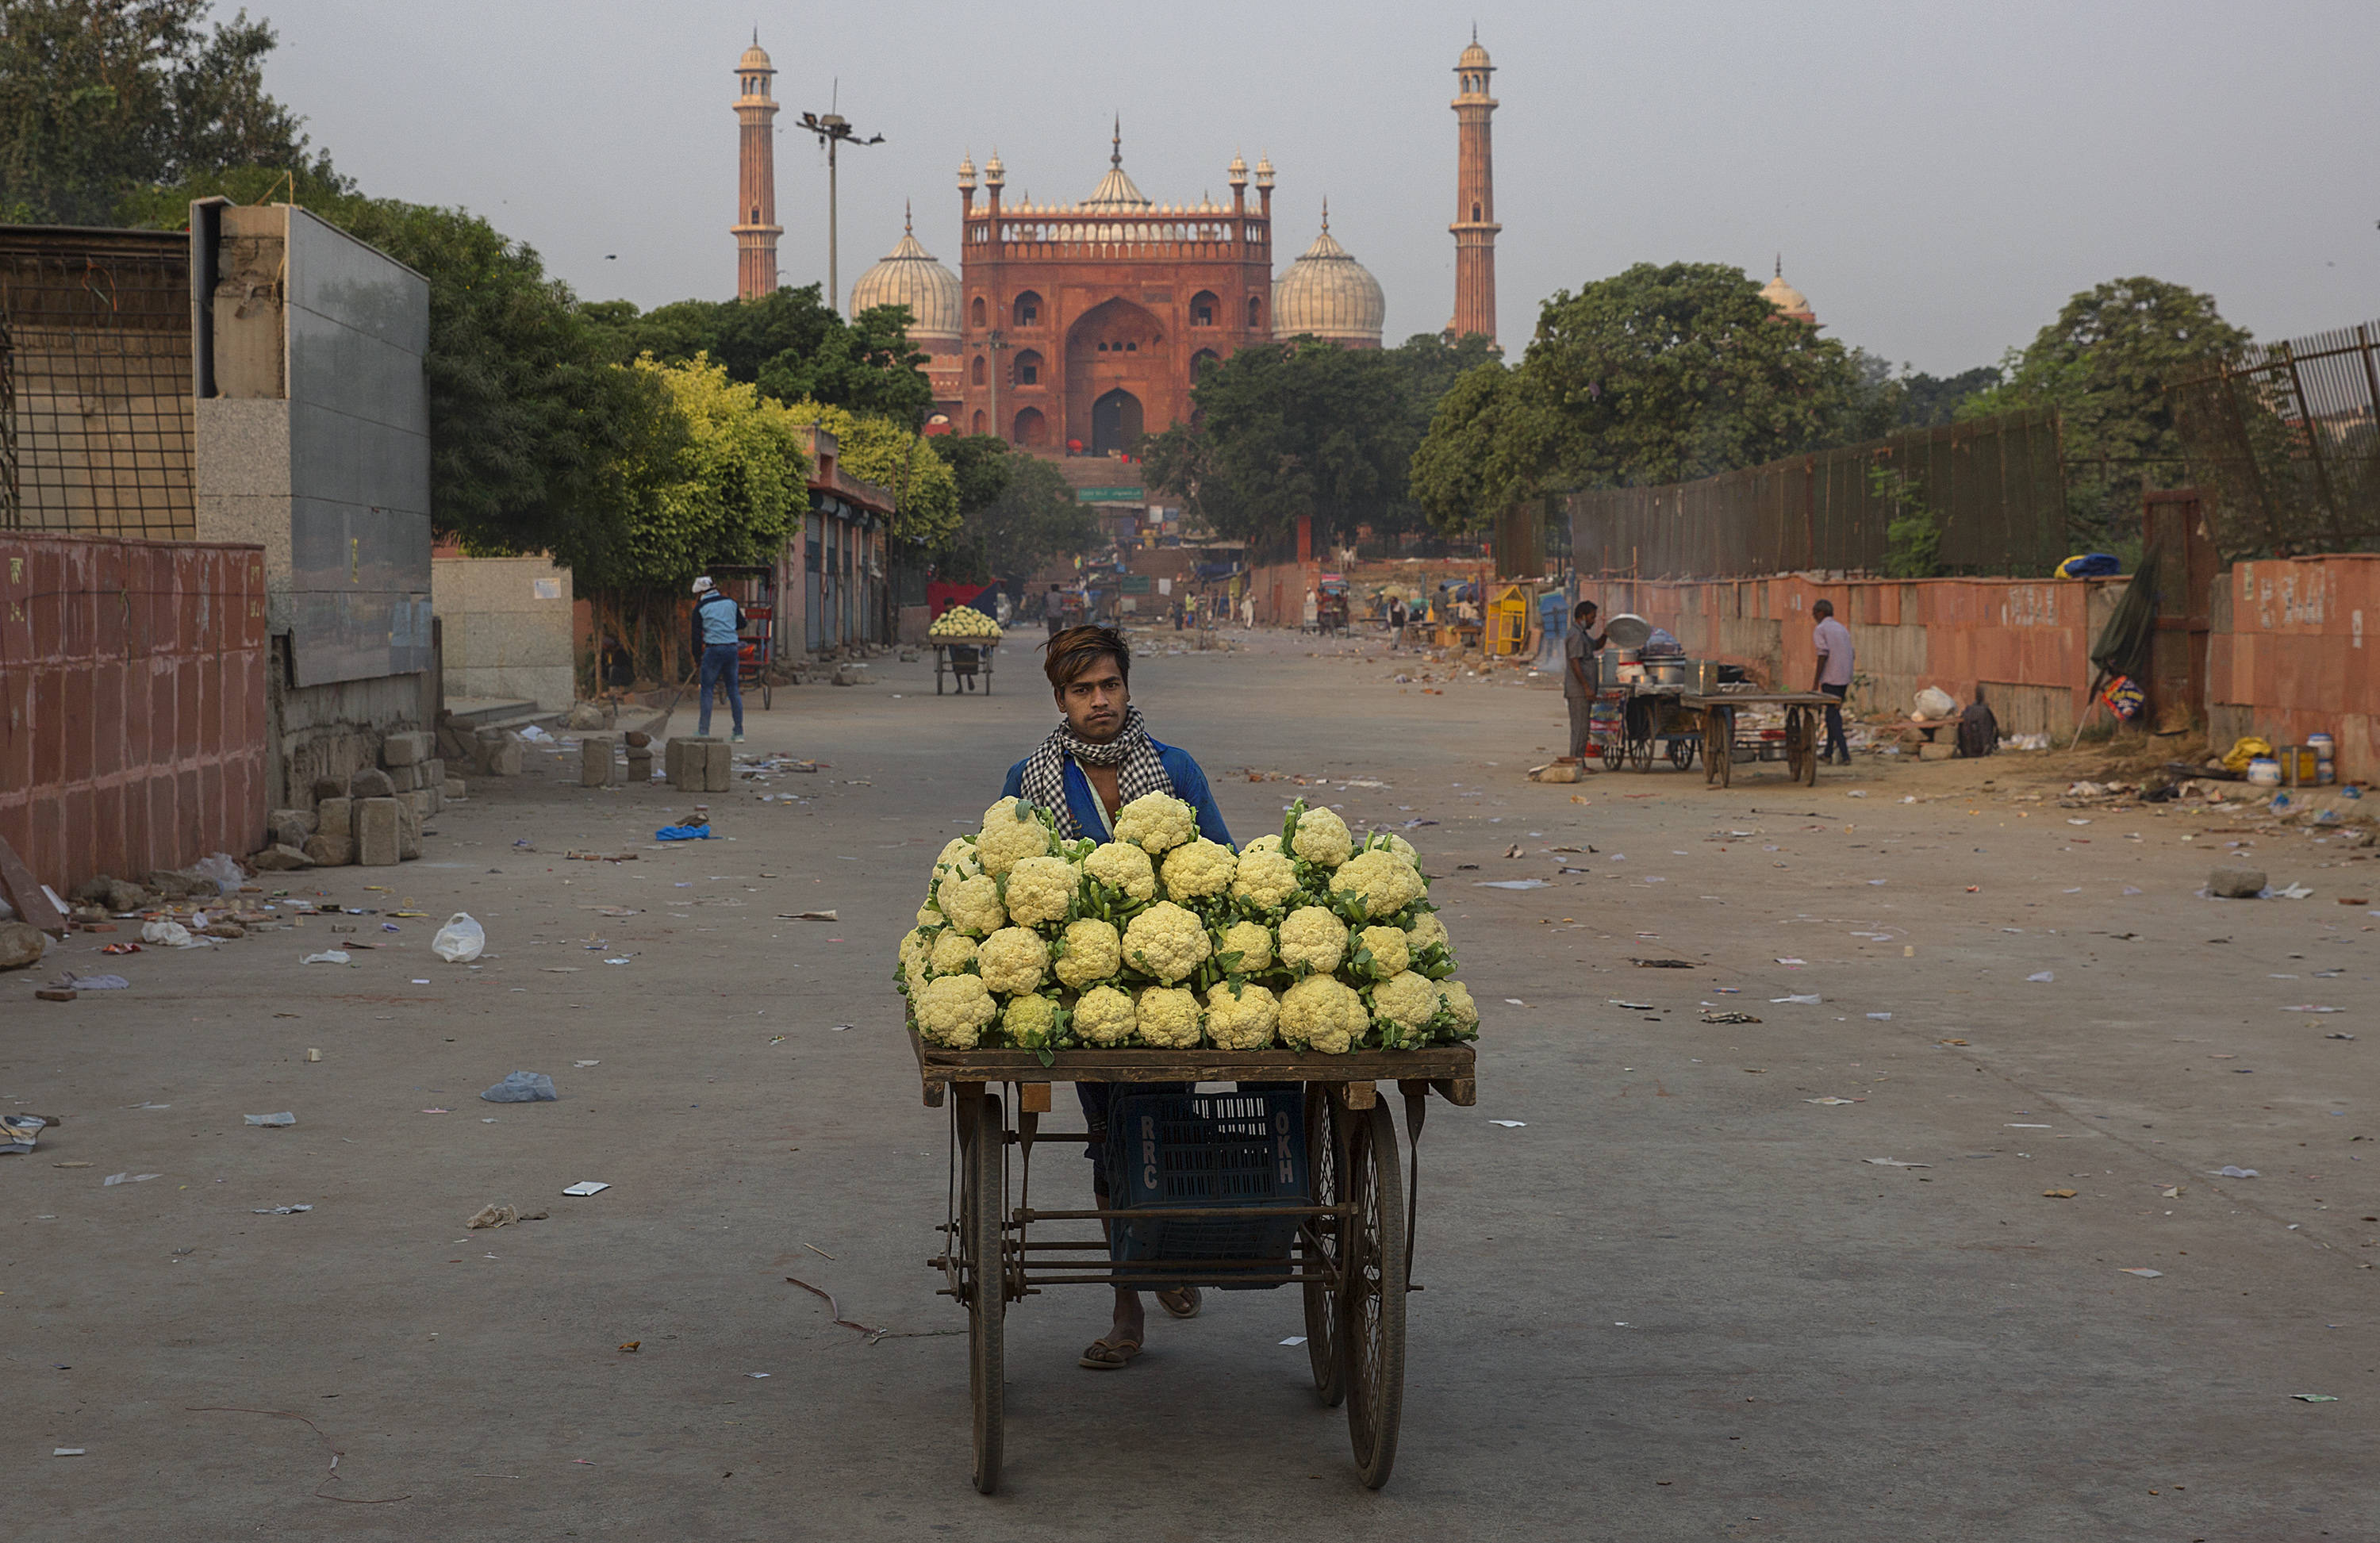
[800,109,884,316]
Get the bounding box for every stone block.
[474,731,523,776]
[250,843,313,872]
[382,731,432,766]
[355,798,402,866]
[350,766,396,800]
[582,737,621,787]
[566,701,610,731]
[105,878,152,913]
[424,758,444,788]
[666,736,713,790]
[0,920,48,970]
[397,796,423,861]
[317,797,353,842]
[310,777,347,804]
[443,777,467,799]
[704,739,734,793]
[436,725,472,761]
[625,746,655,782]
[267,808,317,849]
[302,833,353,867]
[2209,866,2267,899]
[424,782,443,817]
[386,762,422,793]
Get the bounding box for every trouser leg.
[698,647,721,735]
[1821,684,1849,759]
[722,647,743,732]
[1566,693,1592,759]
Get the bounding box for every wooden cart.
[1683,689,1838,789]
[932,637,999,695]
[1593,682,1702,772]
[910,1031,1476,1495]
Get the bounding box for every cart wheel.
[935,658,945,697]
[762,679,773,712]
[1707,708,1733,789]
[1629,731,1654,772]
[1600,741,1623,772]
[1340,1102,1407,1489]
[1667,737,1695,770]
[959,1091,1006,1494]
[1786,707,1816,786]
[1299,1086,1347,1407]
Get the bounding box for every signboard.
[1118,574,1154,595]
[1076,487,1145,503]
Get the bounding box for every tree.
[1893,364,2002,428]
[781,400,959,547]
[945,452,1099,582]
[1959,275,2249,546]
[589,355,809,591]
[1408,361,1551,533]
[0,0,340,224]
[1144,339,1415,549]
[928,433,1016,516]
[586,286,933,426]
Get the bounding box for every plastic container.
[2318,763,2338,785]
[2246,758,2282,788]
[2309,732,2336,762]
[1104,1089,1308,1288]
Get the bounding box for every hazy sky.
[255,0,2378,374]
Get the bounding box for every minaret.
[1448,32,1499,345]
[733,36,781,301]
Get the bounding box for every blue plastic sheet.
[654,823,712,842]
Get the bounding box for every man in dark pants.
[689,576,745,743]
[1811,597,1854,765]
[999,626,1232,1370]
[1563,599,1607,764]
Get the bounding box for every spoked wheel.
[1706,707,1733,789]
[1666,736,1695,770]
[958,1090,1006,1494]
[1299,1085,1347,1407]
[762,678,774,711]
[1628,731,1654,772]
[1786,706,1818,786]
[1600,739,1624,772]
[1339,1102,1408,1489]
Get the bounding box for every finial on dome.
[905,200,914,235]
[1111,116,1123,168]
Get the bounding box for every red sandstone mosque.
[736,36,1504,451]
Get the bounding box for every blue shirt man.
[690,576,744,741]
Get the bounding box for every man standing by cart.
[999,625,1232,1370]
[1811,597,1854,765]
[689,576,745,743]
[1563,599,1607,765]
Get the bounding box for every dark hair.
[1812,599,1835,618]
[1043,624,1131,690]
[1574,600,1598,617]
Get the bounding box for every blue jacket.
[695,590,743,647]
[1001,739,1233,846]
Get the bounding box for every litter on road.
[482,1071,559,1103]
[562,1181,610,1196]
[252,1203,312,1215]
[242,1111,296,1127]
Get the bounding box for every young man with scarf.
[998,625,1231,1370]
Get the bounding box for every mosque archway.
[1014,406,1049,446]
[1091,389,1142,456]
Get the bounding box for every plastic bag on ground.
[431,912,486,963]
[140,919,194,948]
[191,854,244,895]
[1915,686,1957,719]
[482,1070,558,1103]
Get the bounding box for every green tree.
[927,432,1016,516]
[1959,275,2249,547]
[946,453,1099,582]
[590,355,809,591]
[781,399,958,547]
[0,0,340,224]
[586,286,933,426]
[1893,364,2002,428]
[1144,339,1415,548]
[1408,361,1552,533]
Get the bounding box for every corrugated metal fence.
[2167,320,2380,560]
[1566,409,2067,579]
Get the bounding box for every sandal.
[1154,1286,1203,1319]
[1079,1335,1142,1370]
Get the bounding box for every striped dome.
[1271,210,1384,347]
[850,211,962,342]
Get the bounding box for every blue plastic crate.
[1103,1089,1309,1287]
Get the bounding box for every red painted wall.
[0,533,270,896]
[2210,555,2380,783]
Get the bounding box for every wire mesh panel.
[0,231,194,538]
[2168,321,2380,560]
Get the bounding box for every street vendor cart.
[1683,689,1837,788]
[909,1034,1477,1495]
[1592,681,1701,772]
[932,635,1000,694]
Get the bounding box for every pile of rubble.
[252,728,465,870]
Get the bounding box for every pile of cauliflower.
[896,793,1476,1057]
[928,605,1004,641]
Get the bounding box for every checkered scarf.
[1016,705,1173,840]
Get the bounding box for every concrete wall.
[2208,555,2380,784]
[0,533,270,894]
[432,555,575,708]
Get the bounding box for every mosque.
[740,36,1501,451]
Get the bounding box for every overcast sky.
[255,0,2378,375]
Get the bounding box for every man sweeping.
[998,625,1230,1370]
[689,576,746,743]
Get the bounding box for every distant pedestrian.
[1563,600,1607,764]
[1240,593,1254,628]
[690,576,745,743]
[1811,598,1853,765]
[1046,585,1065,639]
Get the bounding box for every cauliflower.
[927,930,980,977]
[933,837,981,880]
[1083,841,1157,904]
[915,902,941,928]
[1002,992,1064,1054]
[937,872,1005,937]
[1134,985,1203,1048]
[1230,847,1300,912]
[1240,833,1283,857]
[1121,901,1211,984]
[1288,804,1353,868]
[1004,854,1081,929]
[1438,980,1479,1034]
[1074,984,1138,1046]
[1279,975,1366,1054]
[916,973,997,1048]
[1054,918,1122,990]
[1113,791,1196,855]
[1276,904,1349,975]
[1203,981,1279,1050]
[1330,848,1426,921]
[977,927,1050,996]
[1160,838,1237,900]
[1403,910,1449,954]
[1353,923,1411,980]
[976,798,1053,877]
[1368,969,1444,1042]
[1219,919,1274,974]
[897,927,936,995]
[1363,831,1423,873]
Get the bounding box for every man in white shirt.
[1810,599,1854,765]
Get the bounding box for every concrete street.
[10,631,2377,1540]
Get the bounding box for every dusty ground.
[9,627,2377,1541]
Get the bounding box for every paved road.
[10,631,2374,1539]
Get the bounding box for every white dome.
[1271,210,1384,347]
[850,210,962,342]
[1760,262,1814,323]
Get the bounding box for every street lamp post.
[797,109,883,315]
